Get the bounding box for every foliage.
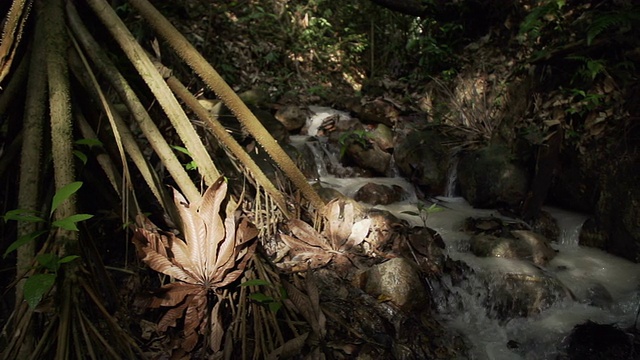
[3,182,91,308]
[586,6,640,45]
[171,145,198,171]
[518,0,566,42]
[4,182,93,256]
[240,278,287,314]
[132,176,258,352]
[279,199,371,272]
[338,129,371,159]
[402,202,444,228]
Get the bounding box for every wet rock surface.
[457,144,529,208]
[394,130,450,195]
[557,321,635,360]
[354,182,406,205]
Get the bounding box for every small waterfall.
[304,140,329,177]
[543,207,588,246]
[444,154,459,197]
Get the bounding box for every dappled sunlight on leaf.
[132,176,258,353]
[278,198,372,272]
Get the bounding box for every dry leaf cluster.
[133,177,258,352]
[278,199,372,272]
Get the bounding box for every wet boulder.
[487,272,571,320]
[560,321,633,360]
[367,123,394,151]
[274,104,309,131]
[457,144,529,208]
[354,183,406,205]
[354,257,429,312]
[394,130,450,195]
[343,140,392,175]
[469,230,556,266]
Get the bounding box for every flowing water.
[297,107,640,359]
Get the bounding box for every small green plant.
[171,145,198,171]
[564,88,606,116]
[240,278,287,314]
[3,181,92,308]
[586,7,640,46]
[402,202,444,227]
[338,130,372,159]
[519,0,566,42]
[73,138,104,165]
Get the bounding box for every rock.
[344,141,392,175]
[354,258,429,312]
[470,234,531,261]
[487,272,571,320]
[312,183,345,203]
[462,216,528,237]
[548,133,640,263]
[288,141,319,180]
[511,230,557,266]
[561,321,633,360]
[363,209,403,253]
[582,283,613,308]
[528,210,560,242]
[367,124,394,151]
[275,104,309,131]
[394,130,450,195]
[354,183,406,205]
[469,230,556,266]
[579,218,608,249]
[457,144,529,208]
[593,160,640,263]
[349,98,399,126]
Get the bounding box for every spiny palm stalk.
[1,0,324,358]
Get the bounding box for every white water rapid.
[296,107,640,359]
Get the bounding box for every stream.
[291,107,640,359]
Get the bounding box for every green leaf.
[51,182,83,217]
[24,274,56,309]
[170,145,192,156]
[58,255,80,264]
[426,204,445,213]
[36,253,59,272]
[401,211,420,217]
[185,161,198,171]
[268,301,282,313]
[75,138,103,148]
[3,230,48,258]
[240,279,271,287]
[73,150,88,165]
[249,293,272,303]
[3,209,45,223]
[52,214,94,231]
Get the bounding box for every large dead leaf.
[133,176,258,353]
[278,198,371,272]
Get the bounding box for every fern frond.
[587,7,640,45]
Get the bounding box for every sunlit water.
[297,107,640,359]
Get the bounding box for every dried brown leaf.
[287,219,332,250]
[183,291,208,351]
[173,188,207,277]
[267,332,309,360]
[209,299,225,352]
[158,298,190,332]
[148,283,202,308]
[342,218,371,251]
[324,199,356,250]
[133,229,198,283]
[283,279,322,336]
